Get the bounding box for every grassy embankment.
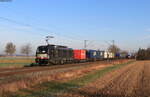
[0,57,35,67]
[9,60,135,97]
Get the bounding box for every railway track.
[0,61,114,78]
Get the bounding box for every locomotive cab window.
[36,46,48,54]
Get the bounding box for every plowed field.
[61,61,150,97]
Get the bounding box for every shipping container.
[86,50,97,61]
[108,52,115,58]
[120,53,128,58]
[104,51,115,59]
[115,53,120,58]
[73,49,86,60]
[104,51,109,59]
[96,50,105,60]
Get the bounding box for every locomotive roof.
[37,45,73,50]
[38,44,68,48]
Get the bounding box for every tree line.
[136,48,150,60]
[107,44,129,56]
[4,42,32,56]
[2,42,130,57]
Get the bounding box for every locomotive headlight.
[37,54,48,59]
[42,51,46,53]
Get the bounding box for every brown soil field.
[60,61,150,97]
[0,60,129,96]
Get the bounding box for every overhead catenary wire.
[2,8,84,39]
[0,16,111,50]
[0,16,83,42]
[0,11,107,45]
[0,17,85,51]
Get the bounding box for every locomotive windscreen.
[36,46,48,54]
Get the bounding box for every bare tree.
[20,44,32,56]
[5,42,16,56]
[108,44,120,54]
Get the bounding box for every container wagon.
[104,51,115,59]
[86,50,97,61]
[108,52,115,59]
[73,49,86,63]
[104,51,109,59]
[96,50,105,60]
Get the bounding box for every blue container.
[115,53,120,57]
[86,50,97,59]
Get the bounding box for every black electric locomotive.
[36,44,74,65]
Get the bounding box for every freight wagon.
[109,52,115,59]
[73,49,86,62]
[86,50,104,61]
[115,53,129,59]
[104,51,115,59]
[96,50,105,60]
[86,50,97,61]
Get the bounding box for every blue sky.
[0,0,150,54]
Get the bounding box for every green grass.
[0,57,35,67]
[7,61,135,97]
[0,57,35,60]
[0,63,32,67]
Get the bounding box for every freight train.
[35,44,116,65]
